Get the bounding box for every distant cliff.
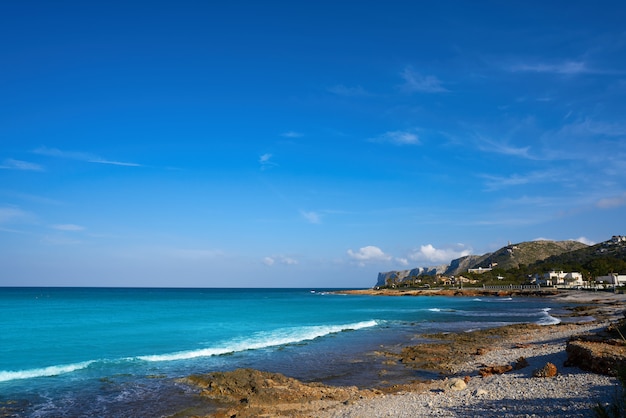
[375,240,588,287]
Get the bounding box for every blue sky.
[1,1,625,287]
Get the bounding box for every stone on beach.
[532,362,558,377]
[478,364,513,377]
[447,378,467,391]
[183,290,626,417]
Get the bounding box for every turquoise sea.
[0,288,566,417]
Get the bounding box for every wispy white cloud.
[408,244,471,264]
[33,146,141,167]
[474,136,532,159]
[557,118,626,138]
[400,67,448,93]
[50,224,85,231]
[262,255,299,266]
[0,158,44,171]
[0,206,30,224]
[596,192,626,209]
[281,131,303,138]
[396,257,409,266]
[371,130,420,145]
[33,146,92,160]
[480,169,563,191]
[300,210,321,224]
[328,84,371,97]
[510,60,592,75]
[259,153,277,170]
[347,246,392,266]
[88,159,142,167]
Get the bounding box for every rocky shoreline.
[183,290,626,417]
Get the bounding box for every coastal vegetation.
[378,237,626,290]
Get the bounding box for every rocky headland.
[375,239,589,287]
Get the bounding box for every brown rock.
[565,339,626,376]
[532,362,558,377]
[479,364,513,377]
[513,357,529,370]
[183,368,373,417]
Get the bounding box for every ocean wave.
[138,320,379,362]
[0,360,95,383]
[427,308,456,312]
[0,321,379,382]
[536,308,561,325]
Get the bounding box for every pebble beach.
[201,290,626,417]
[318,290,626,418]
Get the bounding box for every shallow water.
[0,287,565,416]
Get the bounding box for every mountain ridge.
[376,239,588,287]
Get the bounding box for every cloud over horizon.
[347,246,392,265]
[409,244,472,265]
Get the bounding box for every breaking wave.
[0,321,379,382]
[138,320,379,362]
[0,361,95,383]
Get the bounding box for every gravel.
[321,323,622,417]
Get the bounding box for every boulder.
[448,378,467,391]
[532,362,558,378]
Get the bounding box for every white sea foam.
[536,307,561,325]
[0,360,95,383]
[138,320,379,362]
[428,308,458,312]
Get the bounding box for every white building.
[537,271,584,287]
[596,273,626,286]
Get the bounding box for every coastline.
[334,287,561,297]
[187,289,626,418]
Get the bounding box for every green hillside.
[531,238,626,277]
[468,240,588,271]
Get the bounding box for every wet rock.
[532,362,558,377]
[183,368,373,417]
